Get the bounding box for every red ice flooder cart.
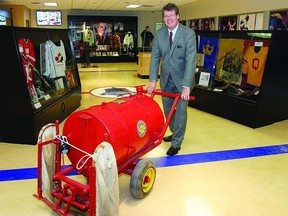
[33,85,195,216]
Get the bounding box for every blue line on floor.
[1,144,288,182]
[152,144,288,168]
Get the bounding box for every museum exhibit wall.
[1,0,287,47]
[180,0,288,21]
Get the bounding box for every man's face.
[163,10,179,30]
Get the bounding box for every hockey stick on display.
[20,52,56,93]
[29,62,56,93]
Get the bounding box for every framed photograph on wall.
[238,13,256,30]
[218,15,237,31]
[255,13,264,30]
[188,19,200,30]
[269,10,288,30]
[200,17,216,30]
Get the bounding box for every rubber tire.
[130,158,156,199]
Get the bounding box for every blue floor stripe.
[1,144,288,182]
[152,144,288,168]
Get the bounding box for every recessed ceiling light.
[29,2,42,5]
[126,4,141,8]
[43,2,58,7]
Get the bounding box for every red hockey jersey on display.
[18,38,36,86]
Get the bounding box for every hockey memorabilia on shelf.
[68,16,137,63]
[15,32,80,110]
[197,35,220,75]
[269,10,288,30]
[219,16,238,31]
[198,72,211,87]
[196,53,205,67]
[18,38,36,87]
[215,39,244,81]
[18,38,41,108]
[188,30,288,129]
[242,40,270,88]
[219,52,243,85]
[0,26,82,144]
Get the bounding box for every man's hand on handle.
[147,81,156,94]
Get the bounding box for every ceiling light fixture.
[43,2,58,7]
[126,4,141,8]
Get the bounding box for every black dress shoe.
[166,146,181,156]
[163,135,173,142]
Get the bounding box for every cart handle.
[135,85,195,101]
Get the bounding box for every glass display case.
[68,15,138,65]
[189,30,288,128]
[0,26,81,144]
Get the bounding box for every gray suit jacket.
[149,24,197,92]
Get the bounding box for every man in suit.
[147,3,197,155]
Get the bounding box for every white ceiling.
[0,0,198,12]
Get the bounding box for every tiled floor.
[1,62,288,216]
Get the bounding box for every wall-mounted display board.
[190,30,288,128]
[269,10,288,30]
[0,26,81,144]
[68,15,138,65]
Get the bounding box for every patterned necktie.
[169,31,173,48]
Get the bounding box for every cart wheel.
[130,158,156,199]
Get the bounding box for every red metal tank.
[63,93,164,176]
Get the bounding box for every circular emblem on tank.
[137,120,147,138]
